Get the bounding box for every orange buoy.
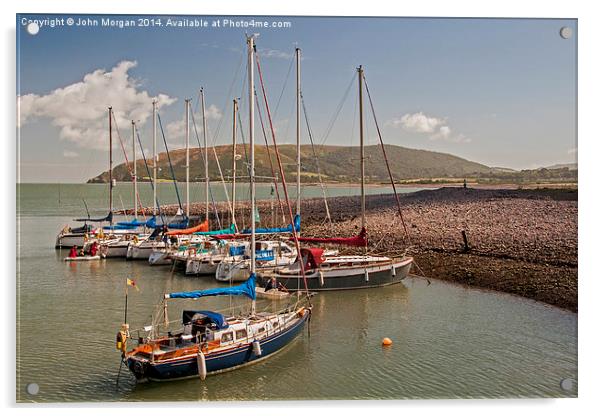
[382,337,393,346]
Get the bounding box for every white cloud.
[18,60,176,150]
[166,104,223,142]
[390,112,446,134]
[389,111,470,143]
[257,48,293,60]
[63,150,79,158]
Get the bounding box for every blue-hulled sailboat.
[121,274,310,382]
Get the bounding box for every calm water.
[16,184,577,402]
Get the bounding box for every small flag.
[127,278,140,291]
[254,207,261,224]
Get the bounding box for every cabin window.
[273,321,279,328]
[221,332,234,343]
[235,329,247,340]
[257,327,266,333]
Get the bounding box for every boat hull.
[148,251,173,266]
[126,309,310,382]
[263,257,413,291]
[55,234,87,249]
[127,242,166,260]
[185,258,220,275]
[103,243,130,258]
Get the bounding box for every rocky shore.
[123,187,578,312]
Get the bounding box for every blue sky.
[17,14,577,182]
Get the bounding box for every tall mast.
[108,107,113,224]
[295,47,301,216]
[248,35,256,285]
[132,120,137,220]
[200,88,209,223]
[185,98,190,219]
[152,100,157,216]
[358,66,365,230]
[231,98,238,229]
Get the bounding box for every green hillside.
[88,144,492,184]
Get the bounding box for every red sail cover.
[165,220,209,236]
[294,227,368,247]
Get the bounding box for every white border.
[4,0,600,414]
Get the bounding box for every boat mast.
[132,120,137,220]
[296,47,301,216]
[185,98,191,219]
[152,100,157,216]
[358,66,365,231]
[200,88,209,223]
[248,35,256,314]
[232,98,238,229]
[108,106,113,225]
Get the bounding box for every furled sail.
[241,214,301,235]
[165,220,208,236]
[165,273,256,300]
[194,224,236,236]
[75,211,113,223]
[294,227,368,247]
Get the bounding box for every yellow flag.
[126,278,140,291]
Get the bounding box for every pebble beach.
[123,186,578,312]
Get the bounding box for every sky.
[16,14,577,182]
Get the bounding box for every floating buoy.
[382,337,393,346]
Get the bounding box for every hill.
[87,144,493,184]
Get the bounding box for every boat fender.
[252,340,262,356]
[364,269,369,282]
[391,265,396,277]
[197,348,207,380]
[116,329,128,353]
[318,271,324,287]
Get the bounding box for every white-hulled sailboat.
[257,62,414,290]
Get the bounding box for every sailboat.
[260,65,414,290]
[126,101,193,260]
[55,108,116,248]
[119,36,312,382]
[100,120,150,258]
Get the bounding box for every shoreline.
[119,186,578,312]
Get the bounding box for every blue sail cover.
[241,214,301,235]
[117,218,148,227]
[182,310,228,329]
[104,217,147,230]
[166,273,256,300]
[168,218,190,229]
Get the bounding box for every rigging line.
[110,112,146,218]
[300,92,332,225]
[255,87,287,224]
[273,51,295,119]
[319,72,356,147]
[209,50,245,147]
[191,104,225,230]
[362,74,410,243]
[254,46,311,301]
[135,124,165,223]
[156,112,185,215]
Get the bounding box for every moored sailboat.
[257,65,414,290]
